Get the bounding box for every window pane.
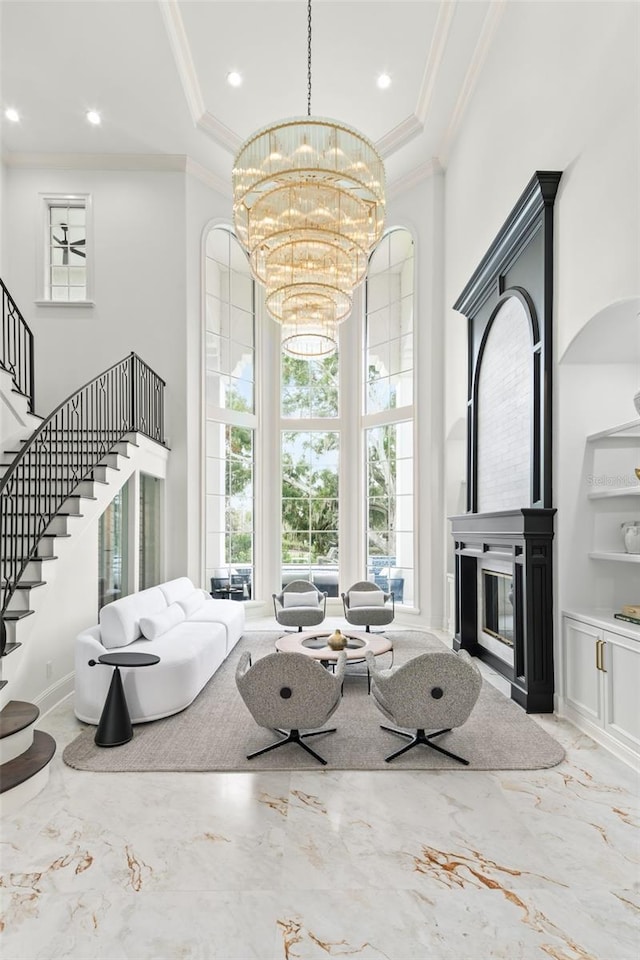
[281,431,340,586]
[205,229,255,593]
[282,353,338,419]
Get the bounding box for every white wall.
[4,166,194,578]
[444,0,639,681]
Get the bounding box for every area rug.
[62,631,565,772]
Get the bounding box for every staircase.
[1,281,168,814]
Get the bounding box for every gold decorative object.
[232,0,385,358]
[328,628,347,650]
[635,467,640,482]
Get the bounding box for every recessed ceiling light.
[377,73,392,90]
[5,107,20,123]
[86,109,101,125]
[227,71,243,88]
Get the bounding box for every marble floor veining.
[1,628,639,959]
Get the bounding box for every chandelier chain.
[307,0,312,116]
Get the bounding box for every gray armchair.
[273,579,327,632]
[342,580,394,632]
[365,649,482,764]
[236,650,346,764]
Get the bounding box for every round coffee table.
[275,629,393,691]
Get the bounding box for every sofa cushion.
[349,589,384,608]
[283,590,318,608]
[99,586,167,650]
[140,603,186,640]
[158,577,197,606]
[178,590,207,618]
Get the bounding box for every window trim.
[36,193,94,307]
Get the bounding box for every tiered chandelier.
[232,0,385,358]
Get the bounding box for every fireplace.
[451,508,555,712]
[449,172,561,714]
[480,568,515,664]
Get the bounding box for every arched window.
[204,226,256,599]
[364,228,415,607]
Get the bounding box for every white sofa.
[74,577,245,724]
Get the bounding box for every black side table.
[89,652,160,747]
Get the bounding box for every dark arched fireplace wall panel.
[450,171,561,713]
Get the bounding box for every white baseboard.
[34,673,74,719]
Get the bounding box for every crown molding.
[2,152,189,171]
[158,0,205,121]
[387,158,443,200]
[196,112,242,154]
[160,0,241,154]
[439,0,507,165]
[415,0,457,124]
[376,115,424,159]
[185,157,231,198]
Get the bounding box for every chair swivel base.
[247,727,336,765]
[380,725,469,765]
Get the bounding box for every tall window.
[281,352,340,593]
[365,228,415,606]
[41,194,90,302]
[204,226,255,598]
[98,483,129,612]
[139,473,162,589]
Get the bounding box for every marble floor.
[1,625,639,960]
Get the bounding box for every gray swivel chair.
[236,650,347,764]
[342,580,394,632]
[273,579,327,632]
[365,649,482,764]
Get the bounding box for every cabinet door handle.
[595,639,601,671]
[600,640,607,673]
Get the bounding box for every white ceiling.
[1,0,504,194]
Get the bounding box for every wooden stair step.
[1,610,34,621]
[0,730,56,795]
[0,700,39,739]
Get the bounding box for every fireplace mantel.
[450,508,556,712]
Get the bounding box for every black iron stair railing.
[1,279,35,412]
[0,352,166,655]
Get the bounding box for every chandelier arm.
[307,0,312,117]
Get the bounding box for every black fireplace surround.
[450,172,561,713]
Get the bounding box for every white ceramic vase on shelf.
[621,521,640,554]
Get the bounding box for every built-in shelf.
[589,551,640,563]
[587,419,640,442]
[588,487,640,499]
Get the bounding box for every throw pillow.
[348,589,385,608]
[140,603,186,640]
[282,590,319,608]
[178,590,207,618]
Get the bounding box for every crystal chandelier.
[232,0,385,358]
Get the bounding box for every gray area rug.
[63,631,565,772]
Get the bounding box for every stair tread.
[2,610,34,621]
[42,533,71,539]
[0,700,39,738]
[4,556,58,563]
[1,643,22,657]
[0,730,56,794]
[14,580,46,589]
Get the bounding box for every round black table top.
[97,652,160,668]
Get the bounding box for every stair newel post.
[129,353,138,434]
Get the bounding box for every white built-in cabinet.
[562,612,640,767]
[585,418,640,562]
